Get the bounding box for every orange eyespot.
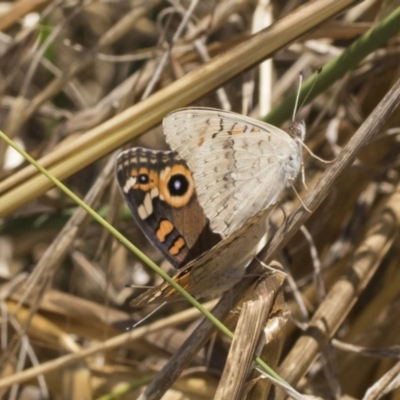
[159,165,194,208]
[131,167,159,191]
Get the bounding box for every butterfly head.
[287,120,306,142]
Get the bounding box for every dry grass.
[0,1,400,399]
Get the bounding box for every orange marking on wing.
[156,220,174,242]
[163,276,191,298]
[232,126,245,135]
[198,137,204,146]
[153,267,193,301]
[174,277,190,290]
[169,237,185,256]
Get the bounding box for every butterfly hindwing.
[129,208,271,306]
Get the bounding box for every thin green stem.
[265,6,400,125]
[0,129,286,385]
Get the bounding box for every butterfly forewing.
[116,148,220,268]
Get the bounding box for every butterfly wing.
[129,208,271,306]
[116,148,220,268]
[163,108,302,239]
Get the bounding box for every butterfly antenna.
[298,67,322,113]
[128,301,167,330]
[292,70,304,122]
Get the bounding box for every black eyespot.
[138,173,149,184]
[168,174,189,196]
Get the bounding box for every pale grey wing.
[163,108,301,239]
[195,136,298,237]
[163,107,292,161]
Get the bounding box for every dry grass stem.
[214,278,275,400]
[1,1,400,399]
[276,180,400,395]
[246,274,289,399]
[0,0,358,216]
[0,300,218,389]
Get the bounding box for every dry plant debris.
[0,1,400,399]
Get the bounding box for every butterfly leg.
[289,180,312,213]
[255,259,287,275]
[301,159,308,191]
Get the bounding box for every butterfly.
[116,108,304,305]
[116,148,270,306]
